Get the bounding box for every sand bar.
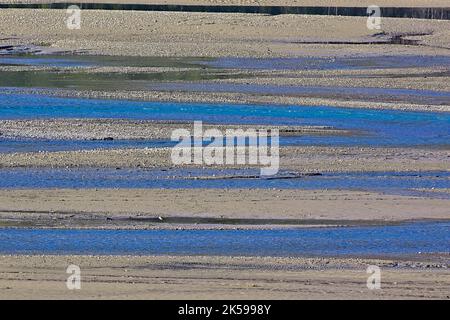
[1,146,448,172]
[0,188,449,229]
[0,119,349,140]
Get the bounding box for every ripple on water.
[0,221,448,256]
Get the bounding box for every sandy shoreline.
[0,254,448,299]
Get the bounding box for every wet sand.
[0,255,448,299]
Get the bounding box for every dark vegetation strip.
[0,3,449,19]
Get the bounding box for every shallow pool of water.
[203,55,450,71]
[0,221,448,257]
[0,55,209,68]
[4,55,450,71]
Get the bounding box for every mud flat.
[0,254,448,299]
